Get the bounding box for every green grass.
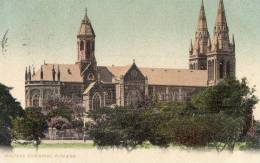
[12,142,95,149]
[11,142,259,151]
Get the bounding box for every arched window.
[80,41,84,51]
[92,93,101,110]
[88,73,95,81]
[127,90,141,107]
[226,61,231,77]
[86,42,90,53]
[92,42,95,51]
[32,94,40,107]
[219,60,224,79]
[208,60,214,80]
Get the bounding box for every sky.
[0,0,260,119]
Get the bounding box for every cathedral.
[25,0,236,111]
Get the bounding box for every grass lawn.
[11,142,259,151]
[12,142,95,149]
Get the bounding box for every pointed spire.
[32,66,35,76]
[197,0,208,30]
[28,66,31,81]
[52,65,56,81]
[232,34,235,46]
[212,0,231,51]
[215,0,227,27]
[83,8,90,23]
[190,40,193,50]
[78,8,95,37]
[190,39,193,53]
[40,65,43,80]
[191,0,209,55]
[25,67,28,81]
[57,65,60,81]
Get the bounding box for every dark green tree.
[192,77,258,151]
[12,107,48,150]
[0,83,23,147]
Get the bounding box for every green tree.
[0,83,23,147]
[87,78,258,151]
[12,107,48,150]
[192,77,258,151]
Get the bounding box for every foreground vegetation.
[87,77,259,152]
[0,77,259,152]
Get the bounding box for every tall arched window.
[32,94,40,107]
[127,90,141,106]
[92,42,95,51]
[219,60,224,79]
[92,93,101,110]
[226,61,231,77]
[208,60,214,81]
[80,41,84,51]
[87,42,90,53]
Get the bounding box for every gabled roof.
[31,63,208,87]
[100,65,208,87]
[140,68,207,87]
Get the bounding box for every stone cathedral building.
[25,0,236,111]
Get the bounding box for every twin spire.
[190,0,233,55]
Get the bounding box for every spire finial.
[133,59,135,63]
[83,8,90,22]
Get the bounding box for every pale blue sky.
[0,0,260,119]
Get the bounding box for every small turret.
[52,65,56,81]
[32,66,35,76]
[57,65,60,81]
[232,34,235,47]
[28,66,31,81]
[40,65,43,80]
[25,67,28,81]
[189,40,193,55]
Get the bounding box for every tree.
[87,77,258,151]
[44,95,85,139]
[192,77,258,151]
[0,83,23,147]
[12,107,48,150]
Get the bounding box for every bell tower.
[207,0,236,85]
[77,9,97,84]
